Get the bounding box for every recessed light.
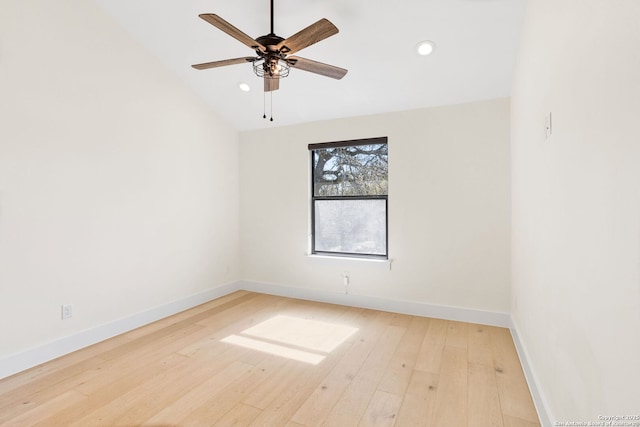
[416,40,436,56]
[238,82,251,92]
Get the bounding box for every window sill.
[306,254,392,270]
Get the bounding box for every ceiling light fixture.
[238,82,251,92]
[416,40,436,56]
[252,57,290,79]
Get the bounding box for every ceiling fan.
[191,0,348,93]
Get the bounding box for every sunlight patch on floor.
[221,315,359,365]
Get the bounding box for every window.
[309,137,388,259]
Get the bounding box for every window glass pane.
[312,144,388,197]
[314,199,387,256]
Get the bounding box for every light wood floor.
[0,291,540,426]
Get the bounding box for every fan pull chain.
[261,90,274,122]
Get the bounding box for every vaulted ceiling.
[95,0,526,131]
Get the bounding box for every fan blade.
[264,77,280,92]
[199,14,265,51]
[276,18,338,55]
[192,57,256,70]
[288,56,348,80]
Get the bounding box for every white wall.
[240,99,511,313]
[0,1,240,360]
[511,0,640,421]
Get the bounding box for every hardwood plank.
[246,361,335,426]
[176,355,289,426]
[414,318,447,374]
[0,336,127,395]
[430,345,468,426]
[141,360,255,426]
[468,324,494,367]
[245,307,372,427]
[177,295,296,358]
[0,312,144,396]
[5,325,209,425]
[68,354,202,426]
[489,327,539,423]
[33,352,189,427]
[124,290,252,339]
[71,339,259,426]
[395,370,439,427]
[503,414,541,427]
[468,362,504,427]
[98,316,210,361]
[321,324,406,426]
[182,304,364,426]
[243,359,315,411]
[35,307,263,425]
[389,312,414,328]
[213,402,262,426]
[3,390,86,426]
[189,292,282,330]
[378,316,431,395]
[358,390,403,427]
[290,310,394,426]
[70,324,212,398]
[0,355,106,420]
[445,320,469,349]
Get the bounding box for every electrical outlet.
[61,304,73,320]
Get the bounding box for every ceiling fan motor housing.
[252,34,290,78]
[255,34,285,50]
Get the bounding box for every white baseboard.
[509,318,554,427]
[238,280,511,328]
[0,281,241,380]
